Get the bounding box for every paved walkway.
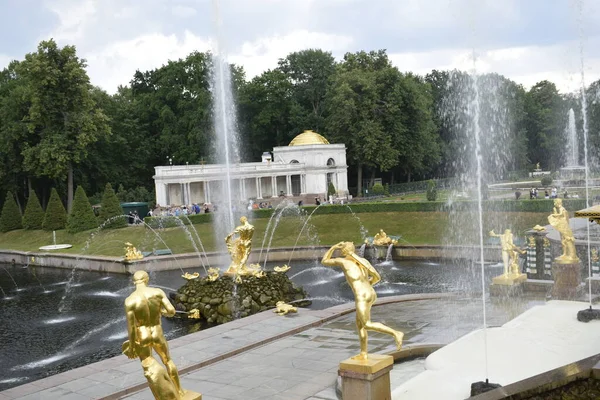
[0,293,539,400]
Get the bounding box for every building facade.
[153,130,349,206]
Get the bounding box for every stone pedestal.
[551,261,582,300]
[490,273,527,297]
[339,354,393,400]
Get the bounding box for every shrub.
[67,186,98,233]
[43,188,67,230]
[541,176,553,187]
[426,180,437,201]
[371,183,385,195]
[99,183,127,229]
[327,182,337,198]
[0,191,23,232]
[384,184,390,196]
[22,191,44,230]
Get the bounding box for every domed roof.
[289,130,330,146]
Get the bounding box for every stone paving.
[0,293,540,400]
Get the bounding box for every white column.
[239,179,245,200]
[180,183,185,205]
[301,175,306,194]
[286,175,291,196]
[271,176,277,197]
[206,181,211,203]
[164,184,170,206]
[256,178,263,199]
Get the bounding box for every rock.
[209,298,220,305]
[470,381,501,396]
[178,294,187,303]
[259,294,271,304]
[201,296,211,304]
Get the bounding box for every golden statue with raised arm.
[548,199,579,264]
[322,242,403,360]
[489,229,521,276]
[225,216,255,275]
[123,270,201,400]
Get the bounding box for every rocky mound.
[174,272,310,324]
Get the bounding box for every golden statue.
[274,265,291,273]
[225,216,254,275]
[187,309,200,320]
[273,301,297,316]
[548,199,579,264]
[181,272,199,280]
[322,242,403,360]
[489,229,524,277]
[528,236,536,247]
[372,229,398,246]
[206,268,220,282]
[123,271,201,400]
[536,162,540,170]
[124,242,143,261]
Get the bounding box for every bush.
[99,183,127,229]
[22,191,44,230]
[43,188,67,230]
[541,176,553,186]
[67,186,98,233]
[144,213,213,228]
[426,180,437,201]
[327,182,337,198]
[0,191,23,232]
[371,183,385,195]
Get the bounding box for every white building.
[153,130,349,206]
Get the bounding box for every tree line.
[1,39,598,211]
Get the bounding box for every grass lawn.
[0,211,550,257]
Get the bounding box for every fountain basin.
[391,300,600,399]
[38,244,72,251]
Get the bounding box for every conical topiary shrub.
[43,188,67,231]
[22,190,45,230]
[67,186,98,233]
[99,183,126,228]
[0,191,23,232]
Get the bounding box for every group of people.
[529,187,559,199]
[150,203,213,217]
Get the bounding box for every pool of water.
[0,258,504,390]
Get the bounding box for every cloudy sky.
[1,0,599,94]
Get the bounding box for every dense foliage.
[1,41,598,209]
[0,191,22,232]
[22,190,44,229]
[99,183,127,229]
[42,188,67,230]
[67,186,98,233]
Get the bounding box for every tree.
[327,182,337,198]
[17,39,111,212]
[0,191,23,232]
[325,50,402,194]
[426,180,438,201]
[43,188,67,230]
[524,80,565,170]
[22,190,44,229]
[99,183,126,228]
[277,49,337,133]
[67,186,98,233]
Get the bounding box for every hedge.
[22,190,45,230]
[99,183,127,229]
[67,186,98,233]
[143,199,588,227]
[0,191,23,232]
[43,188,67,230]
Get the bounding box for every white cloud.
[44,0,97,42]
[230,30,354,79]
[389,37,600,93]
[85,30,212,91]
[172,5,197,18]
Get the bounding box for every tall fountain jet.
[566,108,579,167]
[211,0,242,248]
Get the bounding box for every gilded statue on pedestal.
[489,229,523,277]
[225,216,255,275]
[123,271,201,400]
[372,229,398,246]
[548,199,579,264]
[322,242,403,360]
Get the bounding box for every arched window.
[327,158,335,166]
[290,160,299,164]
